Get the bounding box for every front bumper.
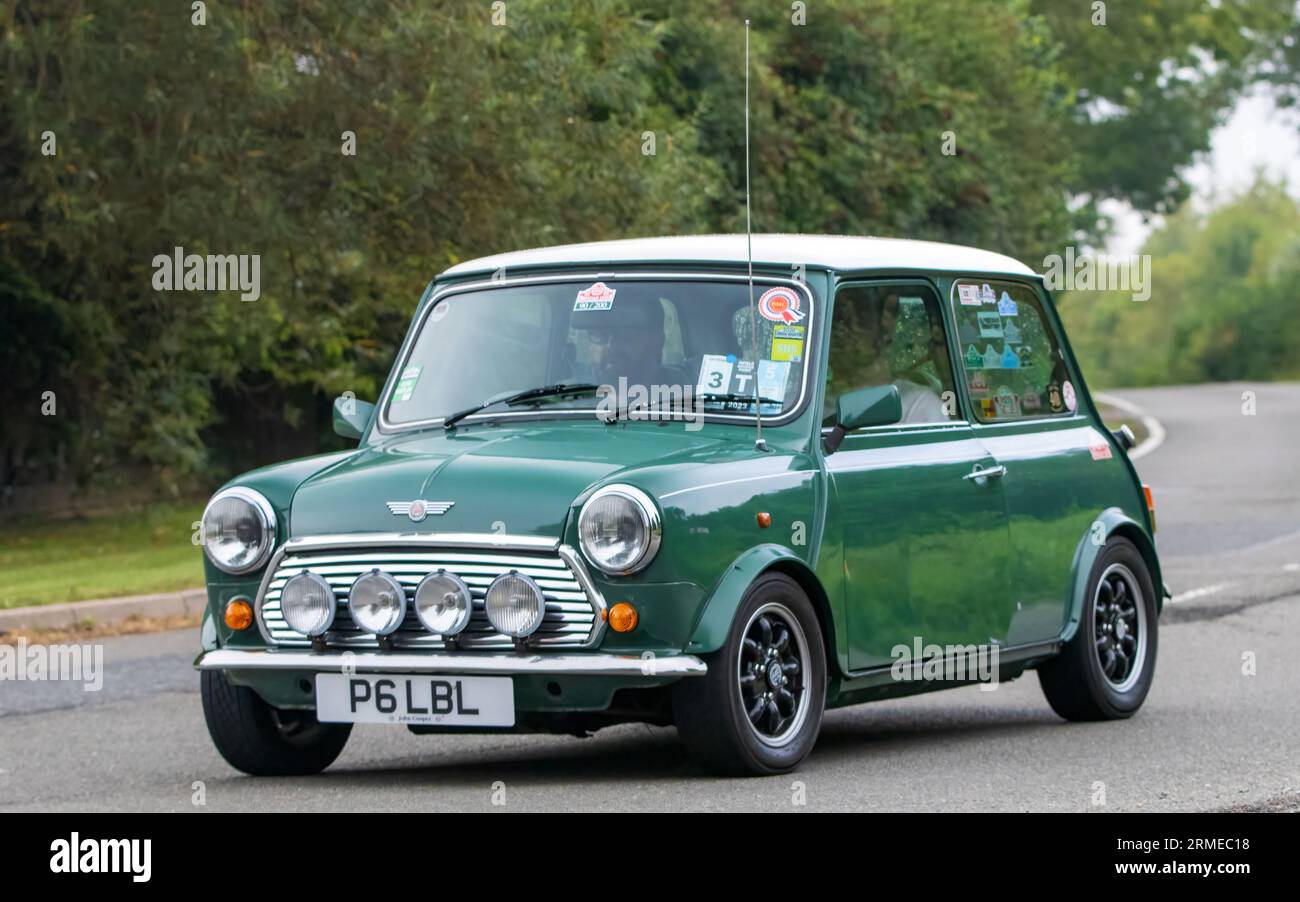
[195,648,708,677]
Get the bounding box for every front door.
[822,281,1015,671]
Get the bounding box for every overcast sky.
[1105,88,1300,256]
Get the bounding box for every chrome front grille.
[257,538,603,650]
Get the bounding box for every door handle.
[963,464,1007,482]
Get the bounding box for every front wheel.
[201,669,352,776]
[673,573,826,776]
[1037,537,1159,720]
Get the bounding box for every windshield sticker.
[1047,382,1065,412]
[393,365,422,403]
[980,284,997,304]
[1000,345,1021,369]
[757,287,806,324]
[982,344,1001,369]
[757,359,791,403]
[771,325,805,362]
[697,354,735,394]
[965,344,983,368]
[969,371,989,397]
[958,319,978,344]
[430,300,451,322]
[994,386,1021,418]
[1003,320,1022,344]
[1063,380,1078,412]
[977,311,1003,338]
[1089,442,1113,461]
[998,292,1019,316]
[574,282,616,312]
[957,284,981,306]
[1023,390,1043,412]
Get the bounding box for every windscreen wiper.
[442,383,600,430]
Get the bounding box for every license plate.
[315,674,515,726]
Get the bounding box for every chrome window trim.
[201,486,278,575]
[375,271,817,435]
[820,420,972,438]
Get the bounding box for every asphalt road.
[2,382,1298,812]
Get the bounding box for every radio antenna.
[745,19,768,453]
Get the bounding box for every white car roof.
[441,234,1037,278]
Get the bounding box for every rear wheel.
[1038,537,1158,720]
[673,573,826,776]
[201,669,352,776]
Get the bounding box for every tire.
[1038,537,1158,721]
[673,573,827,776]
[201,669,352,776]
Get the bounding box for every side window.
[825,284,958,427]
[951,280,1073,422]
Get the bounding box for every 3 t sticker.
[696,354,734,393]
[757,287,806,324]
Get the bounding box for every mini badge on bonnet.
[385,500,455,522]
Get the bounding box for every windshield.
[382,278,814,428]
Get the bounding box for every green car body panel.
[197,235,1161,723]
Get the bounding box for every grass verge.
[0,501,205,609]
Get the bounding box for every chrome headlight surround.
[201,486,277,575]
[348,569,408,636]
[279,571,337,637]
[577,484,662,576]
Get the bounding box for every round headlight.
[201,487,276,574]
[414,570,473,636]
[577,485,661,576]
[484,571,545,638]
[348,569,407,636]
[280,572,337,637]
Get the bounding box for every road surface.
[2,382,1297,811]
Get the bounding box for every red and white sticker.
[1089,443,1113,461]
[957,284,981,306]
[574,282,616,311]
[757,287,806,324]
[1063,380,1077,412]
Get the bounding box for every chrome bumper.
[195,648,707,677]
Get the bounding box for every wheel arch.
[1061,508,1163,644]
[685,545,841,677]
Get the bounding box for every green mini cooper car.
[196,234,1164,776]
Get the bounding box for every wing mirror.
[825,384,902,453]
[1111,423,1136,452]
[333,395,375,440]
